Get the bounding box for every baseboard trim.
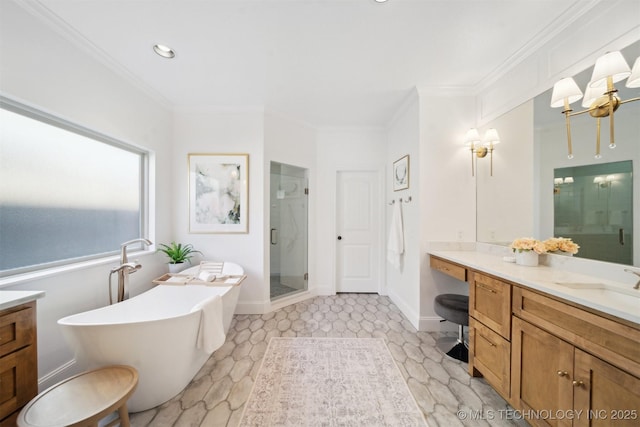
[386,290,421,331]
[235,300,268,315]
[38,358,79,391]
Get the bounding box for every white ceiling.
[26,0,598,128]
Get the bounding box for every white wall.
[476,100,535,243]
[418,93,477,330]
[385,92,421,328]
[315,128,387,296]
[172,107,266,313]
[0,2,173,389]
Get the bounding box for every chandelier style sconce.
[550,51,640,159]
[465,128,501,177]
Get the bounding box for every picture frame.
[393,154,410,191]
[188,153,249,233]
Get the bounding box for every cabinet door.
[573,349,640,427]
[470,272,511,339]
[511,317,573,427]
[0,345,37,421]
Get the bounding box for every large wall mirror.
[477,40,640,267]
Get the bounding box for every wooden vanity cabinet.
[573,349,640,427]
[0,301,38,426]
[511,316,574,427]
[469,272,511,338]
[429,256,467,282]
[468,272,512,399]
[429,253,640,427]
[511,287,640,427]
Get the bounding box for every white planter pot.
[515,250,539,266]
[168,263,187,274]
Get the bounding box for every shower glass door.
[270,162,308,300]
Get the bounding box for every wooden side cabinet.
[0,301,38,426]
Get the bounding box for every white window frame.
[0,96,153,284]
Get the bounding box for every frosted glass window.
[0,102,146,275]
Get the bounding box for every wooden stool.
[17,365,138,427]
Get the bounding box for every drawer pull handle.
[557,370,568,377]
[478,284,497,293]
[479,334,497,347]
[572,380,584,387]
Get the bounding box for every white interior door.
[336,171,380,293]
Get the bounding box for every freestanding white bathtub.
[57,262,243,412]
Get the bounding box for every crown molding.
[19,0,174,110]
[473,0,602,93]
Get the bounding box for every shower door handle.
[271,228,278,245]
[619,228,625,246]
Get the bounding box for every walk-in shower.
[270,162,308,299]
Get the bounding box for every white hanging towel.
[191,294,226,354]
[387,201,405,270]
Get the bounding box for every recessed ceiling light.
[153,44,175,59]
[374,0,388,3]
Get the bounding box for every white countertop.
[429,250,640,325]
[0,290,45,311]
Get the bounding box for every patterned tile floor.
[130,294,527,427]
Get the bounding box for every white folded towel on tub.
[190,294,225,354]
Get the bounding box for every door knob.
[337,236,342,240]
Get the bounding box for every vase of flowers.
[510,237,547,266]
[543,237,579,256]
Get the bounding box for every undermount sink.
[553,280,640,306]
[553,281,605,289]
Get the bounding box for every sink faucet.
[624,268,640,290]
[109,238,153,304]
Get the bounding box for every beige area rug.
[239,337,428,426]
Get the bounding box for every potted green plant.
[158,242,202,273]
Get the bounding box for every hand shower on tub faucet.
[624,268,640,290]
[109,238,153,304]
[109,263,139,305]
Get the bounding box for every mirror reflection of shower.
[554,160,633,264]
[270,162,308,300]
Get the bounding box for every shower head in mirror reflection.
[550,51,640,159]
[464,128,501,177]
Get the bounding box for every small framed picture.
[188,153,249,233]
[393,155,410,191]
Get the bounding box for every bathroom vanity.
[0,291,44,426]
[429,251,639,427]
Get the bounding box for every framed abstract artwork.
[393,154,409,191]
[188,153,249,233]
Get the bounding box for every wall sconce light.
[550,51,640,159]
[553,176,573,194]
[465,128,501,177]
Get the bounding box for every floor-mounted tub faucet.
[109,238,153,304]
